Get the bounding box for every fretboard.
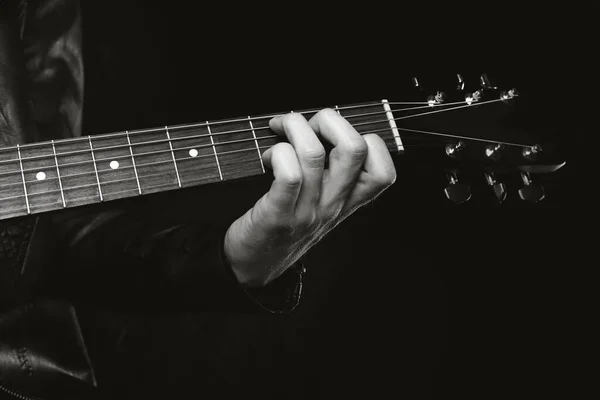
[0,100,403,221]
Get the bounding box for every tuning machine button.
[456,73,465,91]
[518,172,545,203]
[484,172,507,204]
[412,76,421,90]
[444,172,471,204]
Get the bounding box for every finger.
[260,142,303,216]
[269,113,325,217]
[308,109,368,208]
[341,134,396,216]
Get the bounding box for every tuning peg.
[412,76,421,89]
[518,172,545,203]
[484,172,507,204]
[456,73,465,91]
[444,172,471,204]
[479,73,498,90]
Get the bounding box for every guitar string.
[0,98,523,207]
[0,98,466,153]
[0,103,429,164]
[0,141,446,214]
[0,125,438,191]
[0,96,516,169]
[0,101,521,192]
[0,123,447,179]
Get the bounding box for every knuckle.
[373,168,397,187]
[282,172,303,189]
[343,138,368,160]
[303,147,326,167]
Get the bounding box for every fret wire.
[2,148,269,204]
[1,100,486,166]
[206,122,223,181]
[51,139,67,207]
[248,116,265,174]
[2,127,401,205]
[87,136,103,201]
[125,101,426,134]
[0,97,507,162]
[126,131,142,194]
[0,121,399,185]
[165,126,182,187]
[15,144,31,214]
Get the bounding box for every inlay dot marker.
[36,171,46,181]
[189,149,199,157]
[110,161,119,169]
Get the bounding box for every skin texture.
[224,109,397,288]
[1,3,396,291]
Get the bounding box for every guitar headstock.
[393,72,566,206]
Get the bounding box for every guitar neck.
[0,100,403,221]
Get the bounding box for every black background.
[78,2,582,399]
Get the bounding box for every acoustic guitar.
[0,73,567,223]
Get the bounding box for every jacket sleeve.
[49,208,305,315]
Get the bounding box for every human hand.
[224,109,396,288]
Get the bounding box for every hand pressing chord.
[224,108,397,288]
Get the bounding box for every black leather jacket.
[0,2,304,399]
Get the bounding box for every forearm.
[48,208,304,314]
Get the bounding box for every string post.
[445,141,465,159]
[485,143,505,161]
[522,144,542,161]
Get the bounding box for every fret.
[53,138,102,208]
[206,122,223,181]
[17,142,71,214]
[245,116,280,168]
[15,145,30,214]
[338,102,400,153]
[248,116,265,174]
[382,99,405,153]
[0,147,29,220]
[87,134,142,201]
[166,122,222,187]
[165,126,182,187]
[0,99,406,223]
[126,127,180,194]
[126,131,142,194]
[209,118,271,181]
[51,140,66,208]
[88,136,104,201]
